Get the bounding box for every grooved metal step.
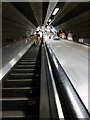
[2,87,39,97]
[2,111,39,120]
[21,58,37,61]
[3,79,39,88]
[18,62,36,65]
[16,64,36,69]
[13,69,35,73]
[2,98,39,111]
[20,60,37,62]
[2,45,40,119]
[9,73,35,79]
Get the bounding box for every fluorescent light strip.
[53,8,59,15]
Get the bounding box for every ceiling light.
[49,19,51,22]
[52,8,59,15]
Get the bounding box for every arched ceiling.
[2,1,89,46]
[11,2,49,27]
[52,2,89,26]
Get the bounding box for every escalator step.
[8,73,37,79]
[2,110,39,120]
[2,98,39,111]
[2,87,39,98]
[20,60,37,62]
[15,65,36,69]
[12,69,35,73]
[18,62,36,65]
[3,79,39,88]
[21,58,37,60]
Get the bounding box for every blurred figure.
[34,31,39,46]
[62,31,66,39]
[38,30,43,41]
[67,31,73,41]
[59,30,62,38]
[53,32,60,41]
[34,30,42,46]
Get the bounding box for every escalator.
[1,41,90,120]
[2,44,41,120]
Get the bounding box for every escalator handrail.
[45,42,90,119]
[44,42,64,118]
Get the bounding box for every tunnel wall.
[0,2,2,70]
[2,36,34,68]
[2,3,35,46]
[56,10,90,42]
[0,2,2,48]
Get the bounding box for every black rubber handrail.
[40,41,59,119]
[45,43,90,119]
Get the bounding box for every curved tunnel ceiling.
[2,2,89,28]
[2,2,50,46]
[2,1,89,46]
[52,2,89,27]
[2,2,35,41]
[11,2,49,27]
[11,2,39,27]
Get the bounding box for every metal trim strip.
[0,41,34,81]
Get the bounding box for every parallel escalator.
[2,44,41,120]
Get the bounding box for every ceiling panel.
[30,2,42,25]
[11,2,49,27]
[11,2,39,27]
[52,2,88,26]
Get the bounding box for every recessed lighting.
[52,8,59,15]
[49,19,51,22]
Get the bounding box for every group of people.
[33,25,74,44]
[58,30,73,41]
